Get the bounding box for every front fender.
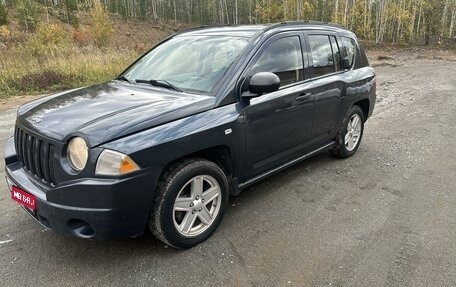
[101,103,245,180]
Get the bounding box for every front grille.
[14,127,56,185]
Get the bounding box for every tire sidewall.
[339,106,365,158]
[159,161,229,248]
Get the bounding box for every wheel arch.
[159,145,238,194]
[353,98,370,122]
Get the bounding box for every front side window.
[309,35,336,77]
[250,36,304,87]
[123,36,250,94]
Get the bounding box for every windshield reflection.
[123,36,250,94]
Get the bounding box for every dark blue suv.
[5,22,376,248]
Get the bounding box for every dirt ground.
[0,56,456,286]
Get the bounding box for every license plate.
[11,186,36,211]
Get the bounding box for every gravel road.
[1,59,456,287]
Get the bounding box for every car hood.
[17,81,215,147]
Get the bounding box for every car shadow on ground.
[22,149,366,264]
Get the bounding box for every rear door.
[239,32,315,178]
[304,32,349,143]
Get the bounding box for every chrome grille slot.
[15,127,55,185]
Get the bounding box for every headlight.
[67,137,88,171]
[95,149,140,176]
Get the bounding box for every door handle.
[295,93,313,102]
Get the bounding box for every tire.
[149,158,229,249]
[330,105,365,158]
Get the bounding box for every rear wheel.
[149,158,229,249]
[331,105,365,158]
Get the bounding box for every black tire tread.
[330,105,365,159]
[149,158,228,248]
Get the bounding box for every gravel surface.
[1,59,456,287]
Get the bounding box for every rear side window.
[341,37,356,68]
[308,35,340,77]
[251,36,304,87]
[355,41,369,69]
[341,36,369,69]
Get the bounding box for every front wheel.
[331,105,365,158]
[149,158,229,249]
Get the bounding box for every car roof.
[176,21,355,38]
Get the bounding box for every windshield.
[122,35,250,94]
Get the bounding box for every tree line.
[1,0,455,44]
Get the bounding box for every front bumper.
[5,137,157,240]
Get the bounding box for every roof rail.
[264,20,346,32]
[174,21,347,36]
[174,24,234,35]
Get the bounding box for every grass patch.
[0,45,138,98]
[0,18,176,98]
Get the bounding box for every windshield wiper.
[135,79,183,93]
[115,75,132,84]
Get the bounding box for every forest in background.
[1,0,455,44]
[0,0,455,98]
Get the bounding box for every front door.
[240,32,315,179]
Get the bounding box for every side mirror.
[342,58,351,70]
[243,72,280,98]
